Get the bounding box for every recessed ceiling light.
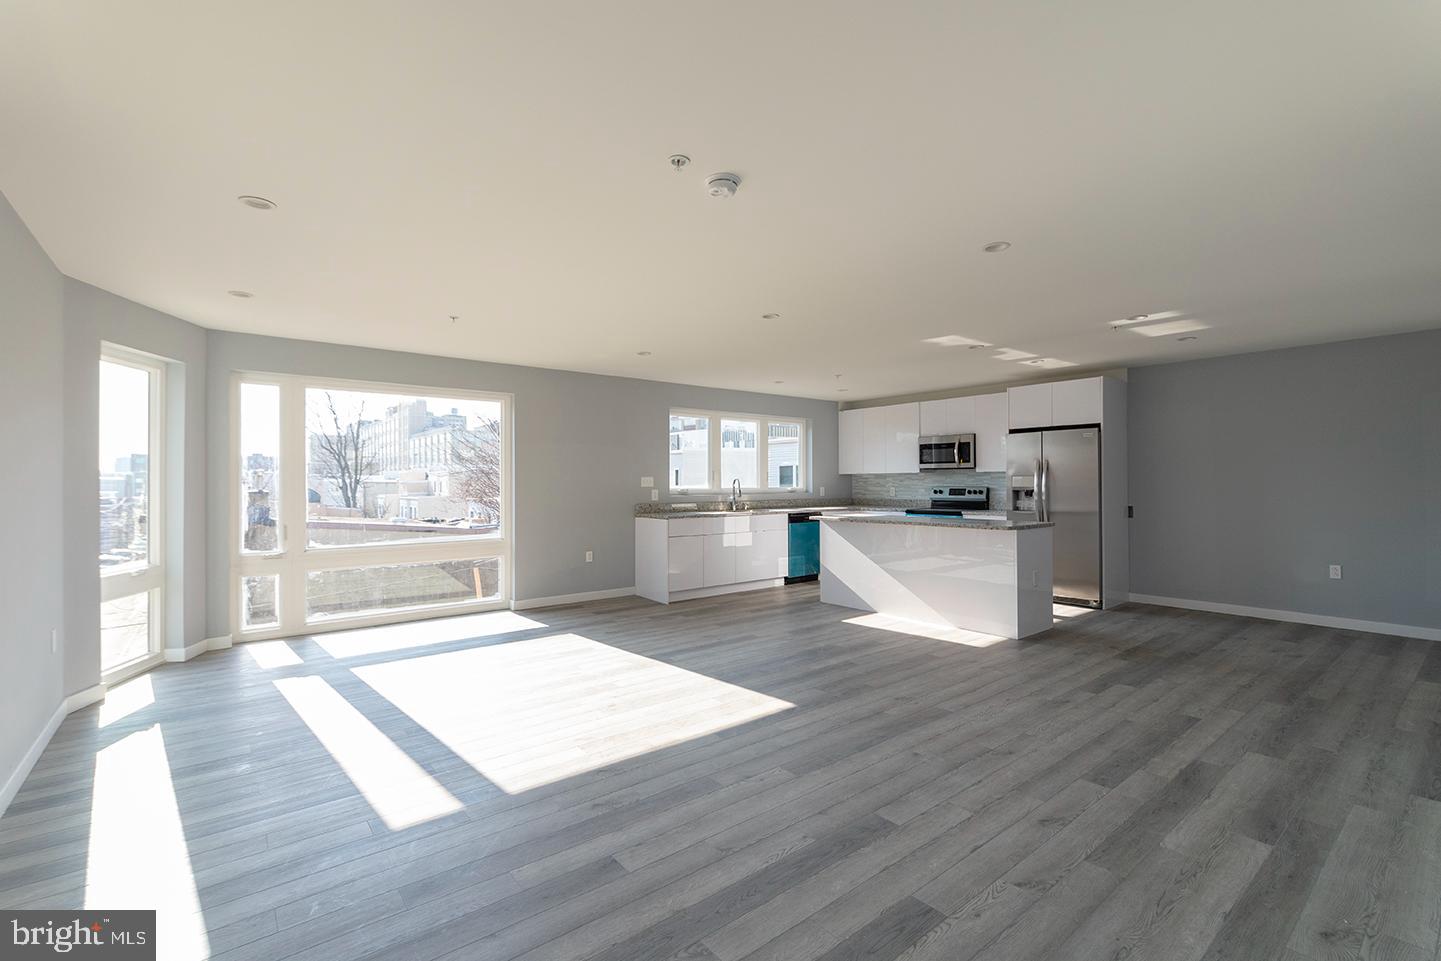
[1020,357,1078,369]
[1177,335,1198,342]
[227,290,253,298]
[982,241,1012,253]
[636,350,652,356]
[773,380,784,384]
[762,312,780,320]
[237,195,276,210]
[836,388,848,392]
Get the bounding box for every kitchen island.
[819,511,1055,639]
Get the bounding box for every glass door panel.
[99,355,164,675]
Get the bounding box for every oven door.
[918,436,960,470]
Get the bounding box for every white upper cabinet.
[884,403,919,473]
[918,399,949,436]
[974,392,1008,472]
[1008,383,1053,430]
[1051,377,1103,425]
[861,407,887,473]
[838,402,920,474]
[838,408,864,474]
[919,396,977,436]
[1009,377,1104,429]
[947,396,977,435]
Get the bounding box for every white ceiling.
[3,2,1440,401]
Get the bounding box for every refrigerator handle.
[1040,459,1050,522]
[1033,458,1045,521]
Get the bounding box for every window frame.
[230,372,514,641]
[668,407,810,494]
[98,345,168,683]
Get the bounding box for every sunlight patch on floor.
[98,674,154,727]
[244,639,303,668]
[842,611,1010,648]
[85,725,209,961]
[353,633,794,794]
[1053,603,1097,621]
[314,610,548,659]
[274,675,463,829]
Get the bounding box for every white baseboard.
[0,701,66,819]
[512,587,635,611]
[668,579,788,603]
[1127,593,1441,642]
[206,635,233,651]
[65,684,106,713]
[164,638,209,662]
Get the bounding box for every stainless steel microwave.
[919,433,976,471]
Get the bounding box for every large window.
[234,375,510,638]
[669,409,809,493]
[99,349,166,677]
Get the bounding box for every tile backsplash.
[850,471,1009,509]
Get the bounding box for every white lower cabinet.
[703,532,739,587]
[667,534,704,591]
[636,514,790,603]
[736,528,787,582]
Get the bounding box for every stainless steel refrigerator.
[1007,426,1102,607]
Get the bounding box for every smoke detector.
[706,173,740,199]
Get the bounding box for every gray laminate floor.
[3,585,1439,961]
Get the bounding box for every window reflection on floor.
[842,612,1011,648]
[85,725,209,960]
[100,592,149,670]
[274,675,463,829]
[313,610,546,659]
[98,674,155,727]
[352,633,794,794]
[244,639,304,669]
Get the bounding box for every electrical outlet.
[640,476,653,488]
[650,489,659,501]
[585,550,593,563]
[819,486,825,496]
[1329,564,1342,580]
[888,485,896,497]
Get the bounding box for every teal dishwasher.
[785,511,820,582]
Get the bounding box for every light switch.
[641,476,654,488]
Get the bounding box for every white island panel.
[819,519,1053,639]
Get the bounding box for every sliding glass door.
[234,375,510,639]
[99,350,165,677]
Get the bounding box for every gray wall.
[0,193,66,793]
[1128,330,1441,631]
[62,279,208,692]
[205,331,849,635]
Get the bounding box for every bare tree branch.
[451,418,501,520]
[308,393,375,510]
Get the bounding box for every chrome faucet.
[729,477,743,511]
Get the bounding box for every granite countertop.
[817,510,1053,531]
[636,501,873,518]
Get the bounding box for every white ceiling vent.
[706,173,740,198]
